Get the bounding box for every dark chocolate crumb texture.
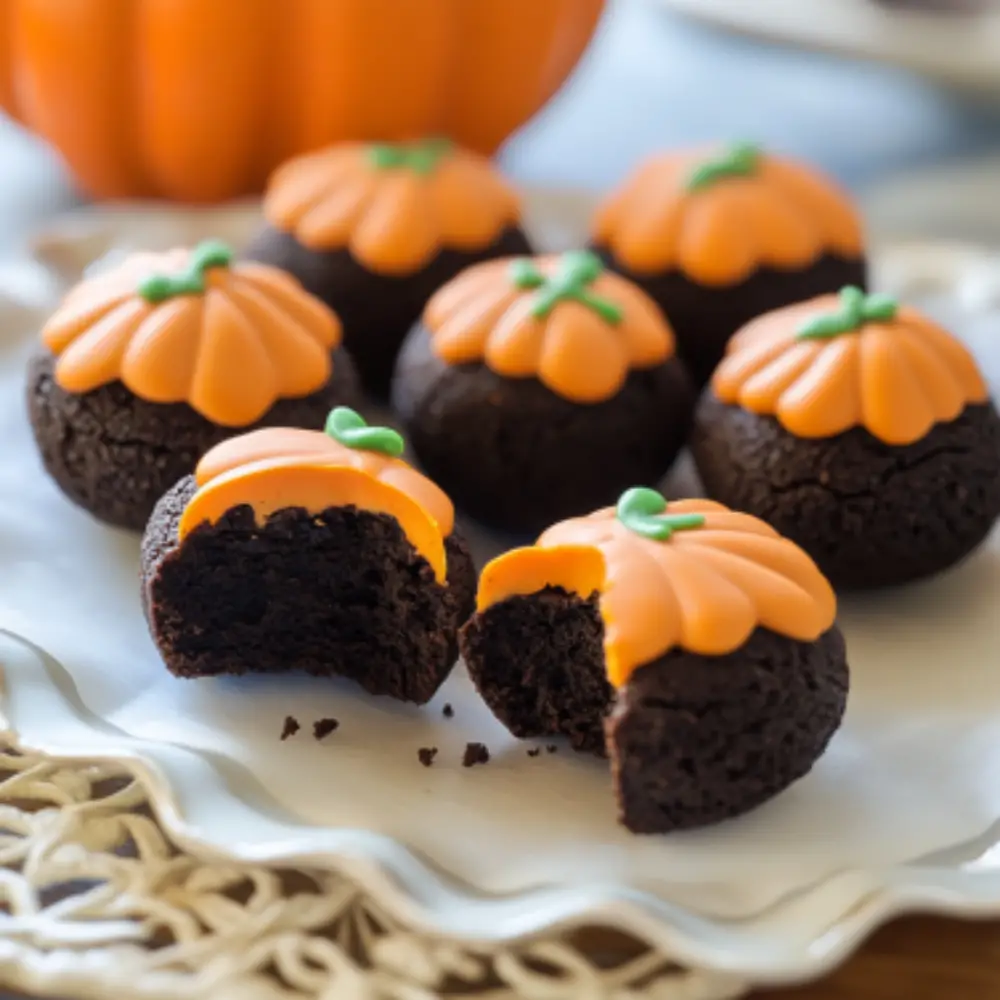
[462,743,491,768]
[418,747,439,767]
[29,240,360,530]
[313,718,340,740]
[692,287,1000,588]
[392,250,694,535]
[461,487,849,833]
[142,408,476,704]
[589,143,867,386]
[280,716,300,741]
[244,138,532,396]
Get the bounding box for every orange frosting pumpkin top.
[591,143,864,286]
[263,139,521,276]
[477,488,837,688]
[41,241,341,428]
[424,250,675,403]
[180,409,455,583]
[712,286,989,446]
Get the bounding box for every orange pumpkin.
[424,250,675,403]
[477,489,837,687]
[266,140,522,275]
[0,0,605,203]
[591,143,864,286]
[41,240,342,427]
[712,286,989,446]
[182,409,455,581]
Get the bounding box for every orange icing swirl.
[477,496,837,687]
[591,147,864,286]
[41,246,341,428]
[180,425,455,582]
[712,291,989,445]
[263,141,522,275]
[424,251,675,403]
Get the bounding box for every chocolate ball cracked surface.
[392,325,695,536]
[27,349,361,531]
[608,626,849,833]
[691,395,1000,589]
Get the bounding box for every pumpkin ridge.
[677,538,818,601]
[229,268,340,349]
[424,260,507,326]
[655,542,759,655]
[294,176,378,250]
[42,289,135,355]
[900,315,988,401]
[740,340,822,411]
[432,288,520,365]
[894,326,966,421]
[859,324,935,446]
[120,297,203,403]
[776,335,862,438]
[190,288,278,426]
[55,298,150,393]
[674,529,825,594]
[220,280,331,396]
[538,304,629,402]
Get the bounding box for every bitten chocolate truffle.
[461,489,849,833]
[28,241,360,530]
[141,409,476,704]
[392,250,694,536]
[691,287,1000,589]
[590,143,867,386]
[243,139,532,396]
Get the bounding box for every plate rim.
[3,627,1000,992]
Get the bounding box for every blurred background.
[2,0,1000,249]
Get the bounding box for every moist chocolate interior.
[142,476,475,704]
[460,587,613,755]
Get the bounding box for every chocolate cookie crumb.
[526,747,541,757]
[546,744,558,754]
[280,716,300,741]
[462,742,490,767]
[442,703,454,718]
[313,718,340,740]
[418,747,438,767]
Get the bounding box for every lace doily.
[0,739,747,999]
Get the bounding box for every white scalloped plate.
[2,192,1000,996]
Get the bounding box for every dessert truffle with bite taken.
[392,250,694,536]
[691,286,1000,588]
[590,143,867,386]
[141,408,476,704]
[243,139,532,396]
[461,489,848,832]
[28,241,360,531]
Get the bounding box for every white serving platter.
[0,190,1000,997]
[654,0,1000,93]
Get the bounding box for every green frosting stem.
[325,407,405,458]
[508,250,623,324]
[685,142,760,192]
[137,239,234,303]
[368,137,453,175]
[616,487,706,542]
[796,286,899,340]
